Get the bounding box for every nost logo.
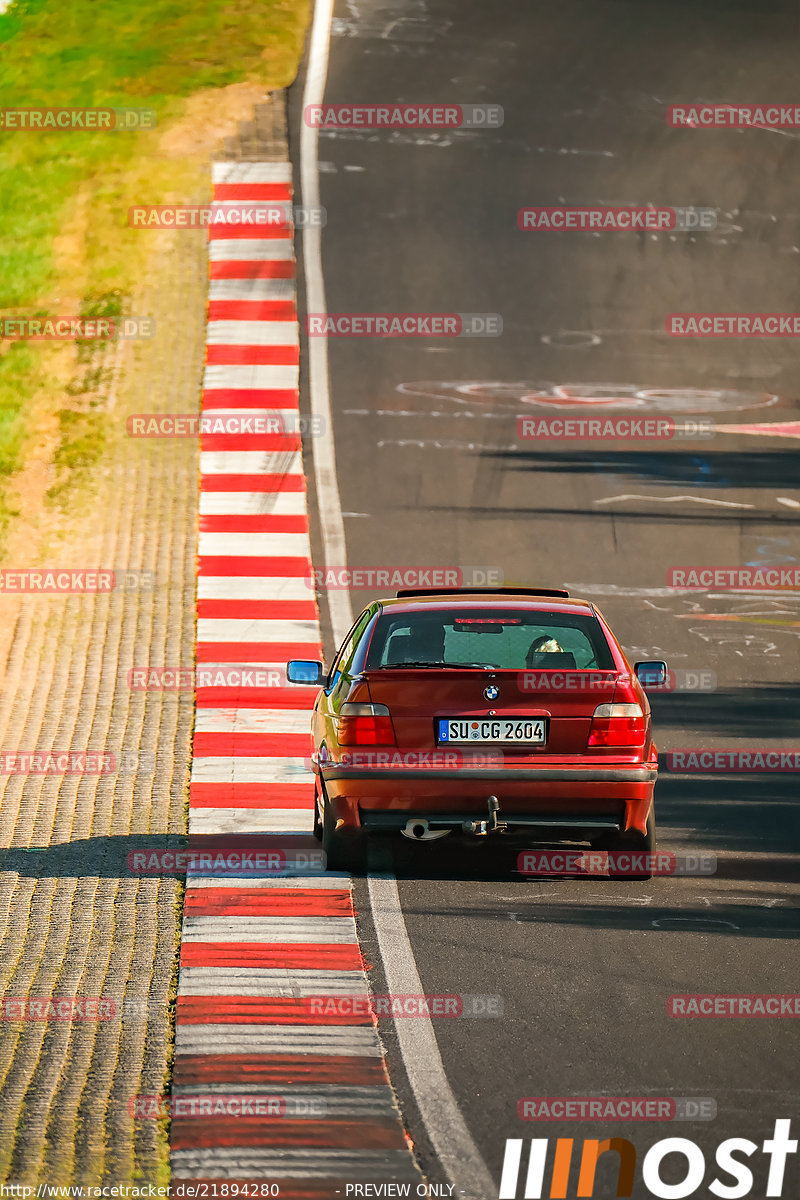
[499,1120,797,1197]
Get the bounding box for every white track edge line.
[300,2,495,1195]
[368,875,497,1200]
[300,0,352,649]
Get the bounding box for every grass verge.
[0,0,310,548]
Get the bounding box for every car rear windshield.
[365,609,616,670]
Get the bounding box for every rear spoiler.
[395,587,570,599]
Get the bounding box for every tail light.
[588,702,645,748]
[337,702,395,745]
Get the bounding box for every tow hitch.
[462,795,507,837]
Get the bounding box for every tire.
[321,790,366,873]
[312,780,323,841]
[602,810,656,881]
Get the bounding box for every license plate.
[437,717,546,745]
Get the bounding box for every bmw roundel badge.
[484,684,500,701]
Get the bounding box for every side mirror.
[634,660,668,688]
[287,659,325,686]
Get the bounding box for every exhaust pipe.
[401,818,450,841]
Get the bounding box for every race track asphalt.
[290,3,800,1194]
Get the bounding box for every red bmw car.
[287,587,664,877]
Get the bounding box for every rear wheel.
[598,810,656,880]
[312,780,323,841]
[321,789,366,873]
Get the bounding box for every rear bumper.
[321,765,655,783]
[319,762,657,837]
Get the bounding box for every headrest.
[526,650,577,668]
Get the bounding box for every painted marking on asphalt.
[565,582,690,597]
[209,278,297,301]
[171,1147,419,1180]
[208,239,295,261]
[198,615,317,641]
[200,449,304,475]
[189,782,314,809]
[179,967,368,994]
[199,491,310,516]
[183,916,357,943]
[174,1025,384,1055]
[198,574,312,598]
[651,918,740,930]
[180,941,365,970]
[203,364,300,390]
[206,320,300,346]
[184,890,353,916]
[198,534,312,558]
[678,614,800,627]
[186,874,352,890]
[194,709,312,734]
[594,494,755,508]
[716,422,800,439]
[190,758,312,784]
[192,732,313,759]
[187,811,314,836]
[395,380,780,414]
